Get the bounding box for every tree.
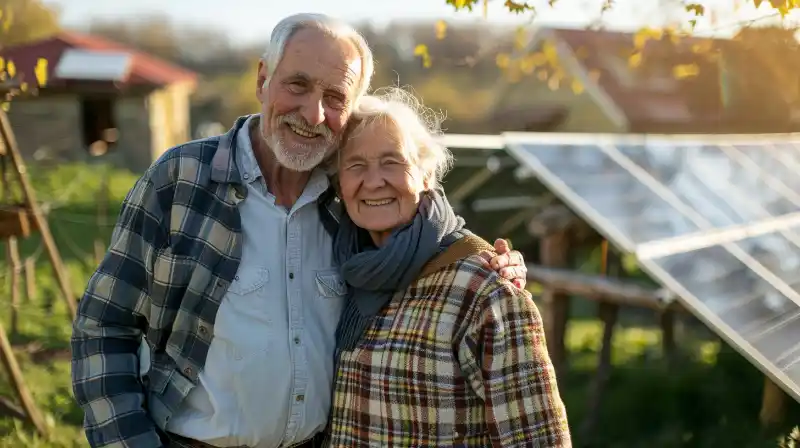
[0,0,59,106]
[419,0,800,96]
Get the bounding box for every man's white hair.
[263,13,374,101]
[342,87,454,189]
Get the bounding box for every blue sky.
[42,0,788,44]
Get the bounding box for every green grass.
[0,162,797,446]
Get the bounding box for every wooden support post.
[0,110,76,319]
[0,319,47,436]
[94,171,109,265]
[7,237,21,337]
[659,309,677,363]
[579,241,621,440]
[23,257,35,301]
[759,376,786,429]
[539,229,571,377]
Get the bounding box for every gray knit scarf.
[333,188,468,351]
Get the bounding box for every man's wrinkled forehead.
[280,28,362,95]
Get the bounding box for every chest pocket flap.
[228,267,269,295]
[315,270,348,298]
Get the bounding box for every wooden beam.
[527,264,681,311]
[0,110,76,318]
[759,376,787,428]
[539,230,571,377]
[0,319,47,435]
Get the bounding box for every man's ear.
[256,60,269,93]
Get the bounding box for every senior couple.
[71,12,570,448]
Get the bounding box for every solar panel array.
[499,132,800,401]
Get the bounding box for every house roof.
[549,28,727,129]
[514,27,800,133]
[1,31,197,89]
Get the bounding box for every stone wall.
[8,95,83,162]
[5,85,194,173]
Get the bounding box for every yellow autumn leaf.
[628,52,643,68]
[520,57,535,74]
[528,52,547,66]
[571,78,584,94]
[20,82,27,92]
[1,102,9,112]
[7,60,15,78]
[413,44,431,68]
[495,53,511,69]
[541,40,558,63]
[435,20,447,40]
[0,57,5,72]
[673,63,699,79]
[35,58,48,86]
[633,27,663,49]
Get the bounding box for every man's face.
[256,28,363,172]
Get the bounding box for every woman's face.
[338,120,426,246]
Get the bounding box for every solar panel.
[640,226,800,399]
[499,132,800,402]
[54,49,132,81]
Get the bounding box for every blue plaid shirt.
[70,116,341,447]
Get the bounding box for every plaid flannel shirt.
[326,237,571,448]
[71,116,331,447]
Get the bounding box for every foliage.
[424,0,800,98]
[0,0,58,108]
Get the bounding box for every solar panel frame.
[498,131,800,402]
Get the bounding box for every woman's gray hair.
[263,13,374,101]
[341,87,454,189]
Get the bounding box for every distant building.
[482,27,800,134]
[2,31,197,171]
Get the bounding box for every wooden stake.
[23,257,35,301]
[539,229,571,376]
[759,376,786,428]
[0,319,47,436]
[7,237,21,337]
[0,110,75,318]
[94,171,109,265]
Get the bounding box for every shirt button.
[243,173,250,180]
[294,337,300,344]
[235,275,240,281]
[184,367,193,376]
[295,394,304,402]
[289,272,294,280]
[199,325,208,335]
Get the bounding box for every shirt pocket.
[216,266,272,360]
[315,269,348,299]
[227,266,269,296]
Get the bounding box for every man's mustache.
[279,114,334,141]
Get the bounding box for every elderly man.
[71,13,529,448]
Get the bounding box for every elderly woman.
[325,88,571,448]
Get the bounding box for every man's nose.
[300,96,326,128]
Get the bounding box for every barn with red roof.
[2,31,198,171]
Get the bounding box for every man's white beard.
[267,132,331,172]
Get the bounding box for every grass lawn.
[0,163,796,447]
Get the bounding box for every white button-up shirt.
[162,116,347,447]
